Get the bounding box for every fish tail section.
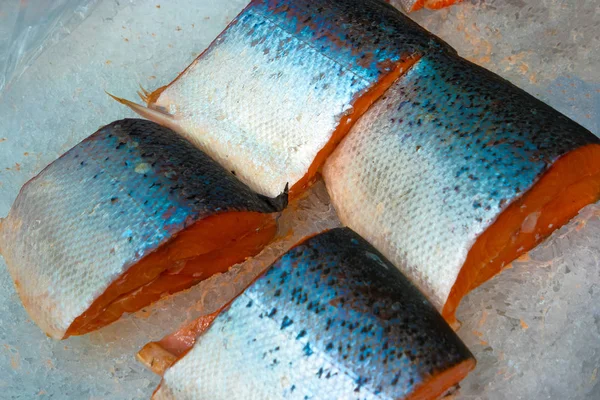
[105,92,181,134]
[137,84,151,104]
[260,183,289,212]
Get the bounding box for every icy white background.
[0,0,598,398]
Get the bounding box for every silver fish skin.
[0,119,285,339]
[154,228,474,400]
[323,52,600,312]
[144,0,451,198]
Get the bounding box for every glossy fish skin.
[148,0,452,198]
[0,119,286,339]
[323,51,600,311]
[155,228,474,400]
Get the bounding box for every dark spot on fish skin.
[274,289,282,297]
[316,367,324,378]
[290,385,295,392]
[303,343,313,356]
[110,197,119,203]
[267,308,277,318]
[80,161,86,166]
[325,342,334,351]
[246,300,253,308]
[296,329,306,340]
[354,376,368,392]
[280,316,293,329]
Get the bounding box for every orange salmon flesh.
[443,144,600,324]
[65,212,276,337]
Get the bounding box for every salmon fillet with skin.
[324,52,600,325]
[140,228,475,400]
[115,0,453,199]
[0,119,287,339]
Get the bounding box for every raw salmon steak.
[118,0,452,198]
[140,228,475,399]
[0,119,287,339]
[324,52,600,324]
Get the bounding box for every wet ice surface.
[0,0,598,399]
[457,204,600,399]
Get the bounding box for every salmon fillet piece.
[324,52,600,325]
[139,228,475,399]
[115,0,453,198]
[0,119,286,339]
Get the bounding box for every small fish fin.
[261,183,289,212]
[105,91,181,133]
[137,84,151,104]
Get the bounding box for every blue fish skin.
[155,228,474,399]
[252,0,453,80]
[0,119,286,339]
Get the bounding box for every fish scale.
[323,51,600,312]
[155,228,474,399]
[144,0,451,198]
[0,119,285,339]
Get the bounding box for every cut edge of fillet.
[443,143,600,326]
